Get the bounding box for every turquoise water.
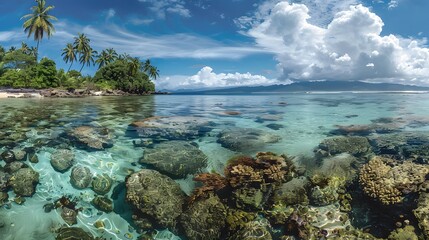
[1,93,429,239]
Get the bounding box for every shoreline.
[0,88,170,98]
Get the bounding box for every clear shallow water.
[1,93,429,239]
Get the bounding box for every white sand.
[0,92,42,98]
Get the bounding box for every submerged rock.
[13,149,26,161]
[315,136,371,157]
[3,161,28,174]
[56,227,94,240]
[92,196,113,213]
[91,174,113,195]
[66,126,113,150]
[273,177,310,206]
[369,132,429,163]
[0,170,10,192]
[140,141,208,178]
[217,128,281,152]
[50,149,74,172]
[126,169,185,229]
[70,166,92,189]
[0,150,16,163]
[61,207,78,225]
[180,196,227,240]
[10,168,39,196]
[128,116,213,140]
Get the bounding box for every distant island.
[173,81,429,94]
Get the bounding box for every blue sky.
[1,0,429,90]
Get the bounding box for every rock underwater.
[128,116,214,141]
[140,140,208,178]
[217,128,281,153]
[65,126,114,150]
[126,169,185,230]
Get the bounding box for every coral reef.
[413,192,429,238]
[126,169,185,230]
[180,195,227,240]
[228,219,273,240]
[191,152,292,210]
[190,173,228,204]
[387,225,418,240]
[226,208,257,233]
[140,141,208,178]
[359,157,429,205]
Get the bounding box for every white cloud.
[157,66,283,90]
[138,0,191,19]
[16,21,263,59]
[388,0,399,9]
[128,17,154,25]
[106,9,116,20]
[241,1,429,85]
[0,31,18,42]
[235,0,360,28]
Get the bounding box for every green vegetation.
[0,0,159,94]
[93,58,155,94]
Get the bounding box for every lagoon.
[1,93,429,239]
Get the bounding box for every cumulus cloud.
[157,66,283,90]
[242,1,429,85]
[235,0,360,28]
[138,0,191,19]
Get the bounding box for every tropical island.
[0,0,159,97]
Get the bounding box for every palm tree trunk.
[68,62,73,72]
[36,40,40,62]
[79,64,84,73]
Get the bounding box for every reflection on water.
[0,94,429,239]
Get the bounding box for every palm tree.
[21,42,30,55]
[79,47,97,73]
[148,66,160,80]
[28,47,38,59]
[8,46,16,53]
[128,57,141,76]
[61,43,77,71]
[143,59,160,80]
[118,53,131,61]
[73,33,90,55]
[21,0,57,61]
[73,33,93,73]
[95,48,118,69]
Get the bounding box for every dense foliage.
[0,0,159,94]
[93,59,155,93]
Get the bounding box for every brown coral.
[190,173,228,204]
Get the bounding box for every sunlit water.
[0,93,429,240]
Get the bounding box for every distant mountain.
[173,81,429,94]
